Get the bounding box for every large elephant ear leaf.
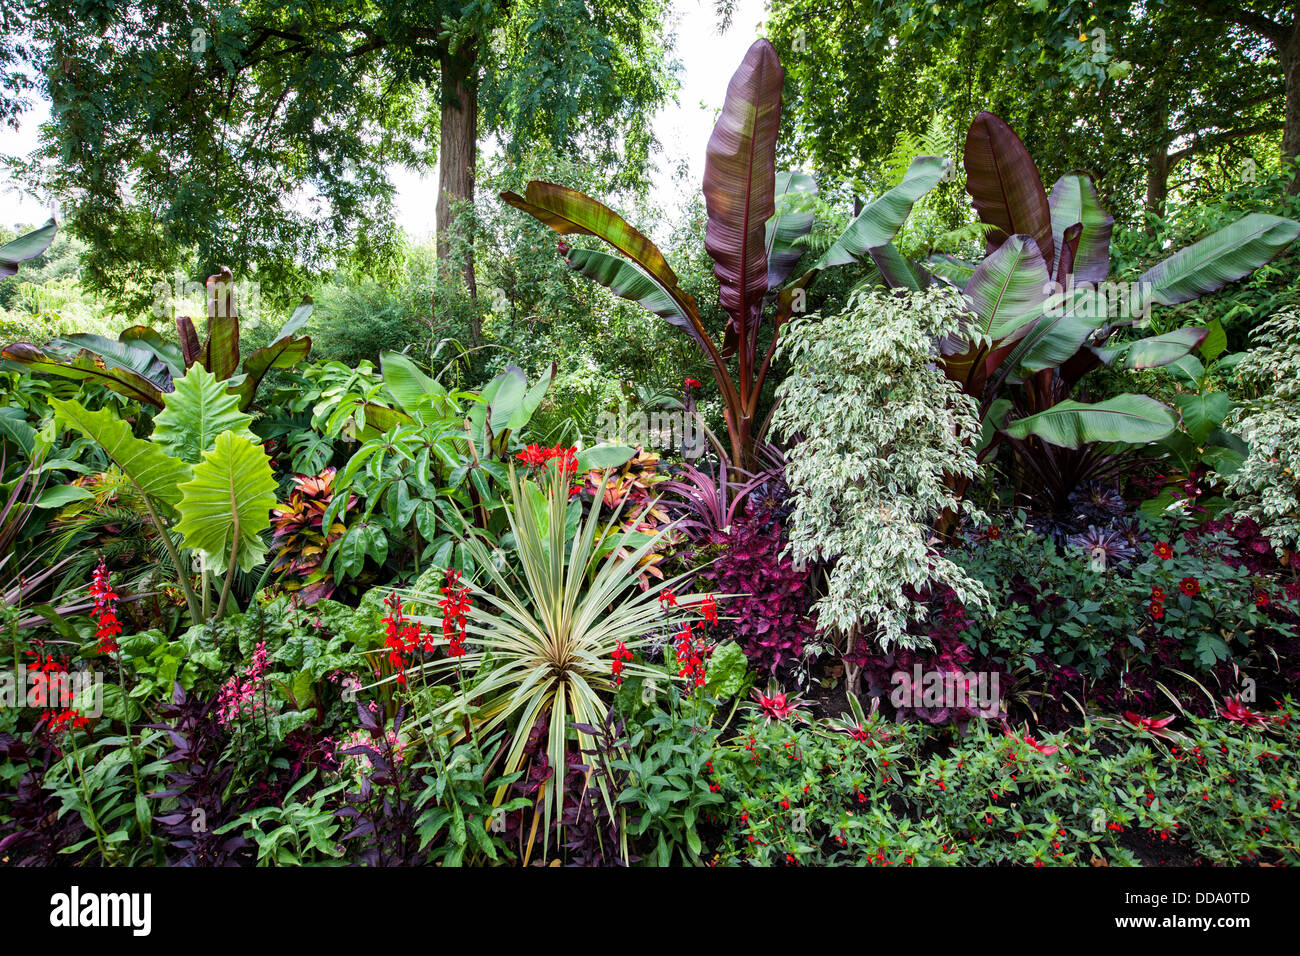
[964,112,1053,264]
[1139,213,1300,307]
[765,170,817,290]
[1003,394,1177,449]
[2,335,173,407]
[49,397,190,510]
[703,37,784,352]
[1048,173,1113,284]
[0,218,57,277]
[154,364,257,463]
[175,430,277,573]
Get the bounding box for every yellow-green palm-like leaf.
[174,430,277,572]
[153,364,256,463]
[50,397,190,510]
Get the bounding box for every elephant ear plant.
[3,268,314,411]
[48,363,278,624]
[876,112,1300,511]
[502,38,948,466]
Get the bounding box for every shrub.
[1225,307,1300,554]
[772,286,989,657]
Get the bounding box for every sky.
[0,0,768,238]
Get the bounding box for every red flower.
[698,593,719,626]
[1149,601,1165,621]
[984,525,1001,541]
[1255,591,1270,608]
[674,624,711,687]
[1179,576,1201,597]
[1220,696,1267,729]
[611,641,634,685]
[1153,541,1173,560]
[751,686,803,723]
[658,589,678,608]
[516,444,551,469]
[437,568,472,658]
[683,378,702,389]
[88,557,122,654]
[1150,586,1166,603]
[1022,735,1059,756]
[1123,711,1178,739]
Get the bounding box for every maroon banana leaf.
[703,38,784,361]
[964,112,1054,265]
[1048,173,1113,284]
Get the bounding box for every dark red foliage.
[698,515,816,678]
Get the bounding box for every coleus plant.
[502,39,949,466]
[2,267,313,410]
[875,112,1300,507]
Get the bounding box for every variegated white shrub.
[1225,308,1300,554]
[772,286,989,652]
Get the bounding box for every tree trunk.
[437,43,481,339]
[1144,148,1170,232]
[1282,23,1300,194]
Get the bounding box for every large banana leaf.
[563,247,708,349]
[869,243,941,291]
[500,181,679,290]
[964,112,1053,264]
[120,325,185,378]
[703,37,784,356]
[1003,394,1177,449]
[153,364,257,463]
[231,294,314,408]
[961,235,1052,341]
[202,269,241,380]
[765,170,817,290]
[1048,173,1113,284]
[1092,327,1208,370]
[1140,213,1300,307]
[2,335,173,407]
[49,397,190,510]
[174,430,277,573]
[812,156,949,272]
[0,218,57,277]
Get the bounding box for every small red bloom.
[88,557,122,654]
[1022,735,1059,756]
[683,378,702,389]
[658,589,678,608]
[698,593,718,626]
[1256,591,1270,608]
[984,525,1001,541]
[1150,602,1165,621]
[1154,541,1174,560]
[1221,696,1267,729]
[611,640,634,685]
[1179,576,1201,597]
[1150,586,1166,603]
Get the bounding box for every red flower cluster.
[516,443,579,474]
[1179,576,1201,597]
[697,593,719,626]
[27,652,87,736]
[382,593,429,684]
[611,640,633,685]
[674,623,712,687]
[1150,584,1166,621]
[683,378,702,389]
[88,557,122,654]
[438,569,471,658]
[658,589,678,608]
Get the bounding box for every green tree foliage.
[2,0,676,311]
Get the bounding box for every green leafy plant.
[503,39,948,465]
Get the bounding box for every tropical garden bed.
[2,16,1299,876]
